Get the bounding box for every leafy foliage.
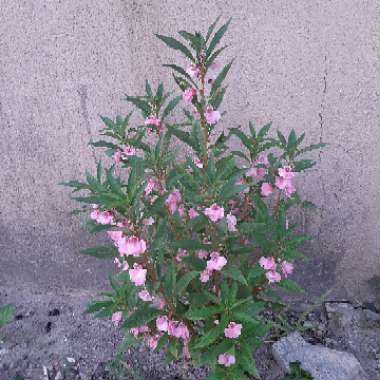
[63,17,325,380]
[282,361,313,379]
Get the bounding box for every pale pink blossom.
[275,177,296,197]
[224,322,242,339]
[186,65,200,79]
[156,316,169,332]
[114,258,129,271]
[188,208,199,219]
[107,230,123,245]
[218,353,236,367]
[281,261,294,278]
[144,178,157,196]
[138,289,153,302]
[255,154,270,167]
[168,321,190,340]
[193,157,203,168]
[259,256,277,271]
[95,210,115,225]
[261,182,274,197]
[266,270,282,283]
[200,268,212,283]
[165,190,182,214]
[204,203,224,222]
[118,236,147,257]
[123,145,136,156]
[246,167,266,180]
[278,166,295,180]
[226,213,237,232]
[206,252,227,271]
[196,250,209,259]
[145,116,161,127]
[111,311,123,326]
[182,88,196,103]
[143,217,155,226]
[214,319,220,325]
[176,249,189,262]
[130,325,149,337]
[129,263,147,286]
[204,106,221,124]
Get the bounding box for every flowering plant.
[63,17,325,380]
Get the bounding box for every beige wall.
[0,0,379,302]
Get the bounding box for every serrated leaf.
[186,306,224,320]
[177,271,200,295]
[277,279,304,293]
[155,34,195,61]
[211,60,233,97]
[0,304,15,328]
[223,266,248,286]
[207,18,232,57]
[80,246,118,259]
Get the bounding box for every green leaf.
[186,306,224,320]
[162,96,181,120]
[90,140,119,149]
[297,142,326,156]
[211,60,234,97]
[0,304,15,328]
[155,34,195,61]
[122,305,160,329]
[163,64,197,86]
[223,266,248,286]
[124,96,151,116]
[293,159,316,171]
[84,300,114,314]
[206,15,221,42]
[177,271,200,295]
[257,122,272,139]
[80,246,118,259]
[173,240,209,251]
[277,279,304,293]
[277,130,287,147]
[207,18,232,57]
[194,320,227,349]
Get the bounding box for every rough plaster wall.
[0,0,379,302]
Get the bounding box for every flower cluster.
[64,17,325,380]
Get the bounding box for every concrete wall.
[1,0,379,302]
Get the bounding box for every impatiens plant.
[63,17,325,380]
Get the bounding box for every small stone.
[272,332,368,380]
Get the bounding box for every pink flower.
[144,178,157,196]
[156,316,169,332]
[118,236,147,257]
[95,210,115,225]
[193,157,203,168]
[143,217,155,226]
[188,208,199,219]
[196,250,209,259]
[275,177,296,197]
[204,203,224,222]
[168,321,190,340]
[255,154,270,167]
[226,213,237,232]
[183,88,196,103]
[145,115,161,127]
[204,106,221,124]
[130,325,149,337]
[138,289,153,302]
[259,256,277,271]
[261,182,274,197]
[186,65,200,79]
[281,261,294,278]
[224,322,242,339]
[206,252,227,271]
[176,249,189,262]
[200,268,212,283]
[107,230,123,245]
[278,166,295,180]
[123,145,136,156]
[266,270,282,283]
[246,167,266,180]
[111,311,123,326]
[218,353,236,367]
[165,190,182,214]
[129,263,147,286]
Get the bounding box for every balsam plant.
[63,17,325,380]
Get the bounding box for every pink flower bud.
[123,145,136,157]
[265,270,282,283]
[156,316,169,332]
[176,249,189,262]
[255,154,270,167]
[196,250,209,259]
[281,261,294,278]
[188,208,199,219]
[145,116,161,127]
[186,65,200,79]
[144,178,157,196]
[138,289,153,302]
[206,252,227,271]
[182,88,196,104]
[226,213,237,232]
[259,256,277,271]
[246,167,266,180]
[261,182,274,197]
[128,263,147,286]
[111,311,123,326]
[204,106,221,124]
